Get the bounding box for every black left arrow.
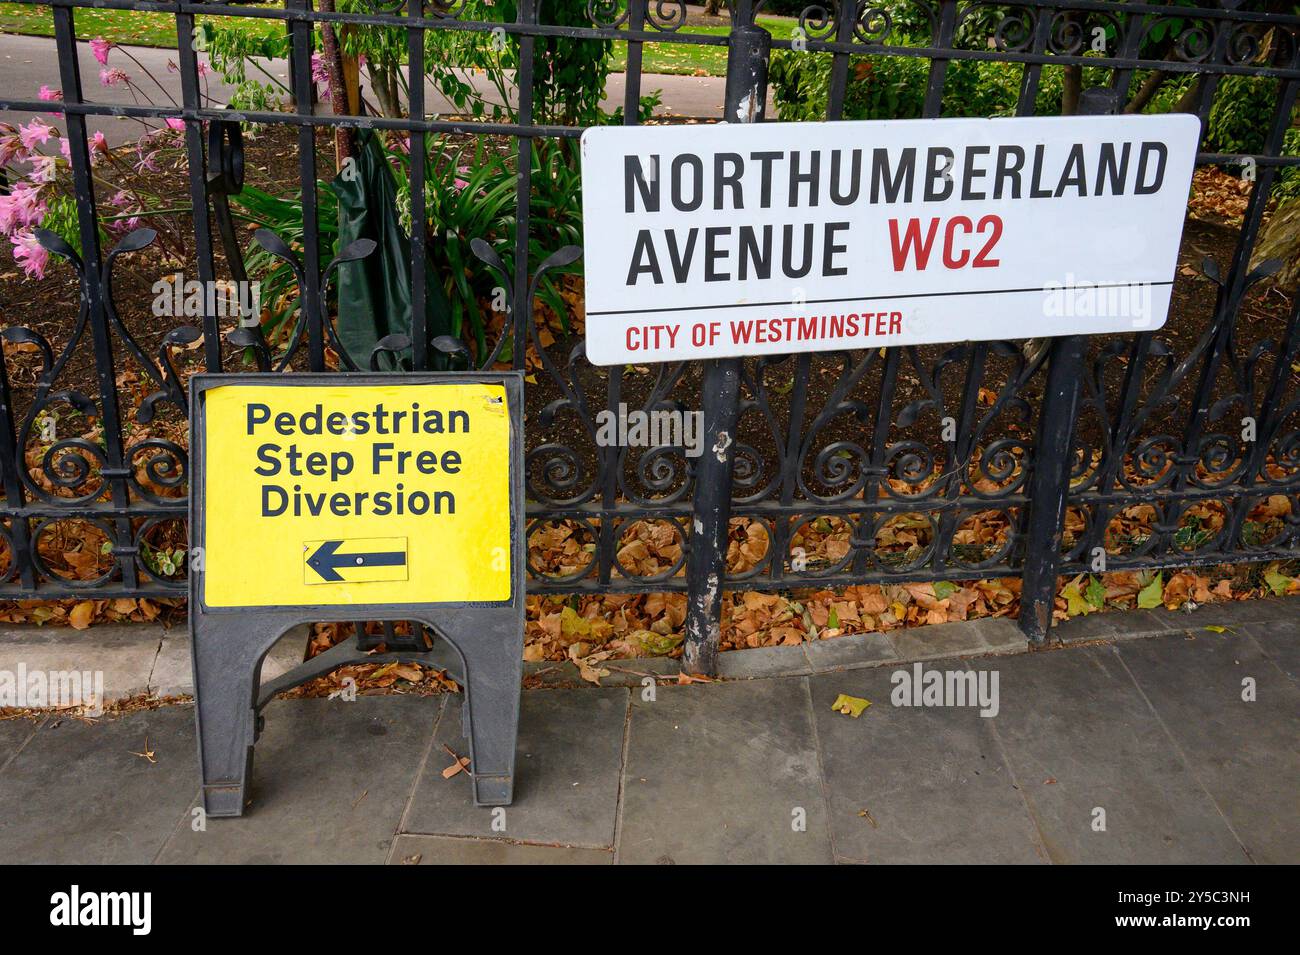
[306,540,407,582]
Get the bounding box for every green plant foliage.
[1204,74,1281,157]
[228,181,339,343]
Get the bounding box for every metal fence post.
[1018,88,1119,643]
[682,7,770,676]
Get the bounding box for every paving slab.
[388,833,612,864]
[1116,631,1300,864]
[1144,597,1299,630]
[403,687,628,848]
[973,647,1249,863]
[1046,609,1177,644]
[978,617,1031,654]
[619,677,832,864]
[0,624,163,702]
[718,642,811,678]
[150,625,310,698]
[0,716,42,767]
[0,705,197,863]
[1243,617,1300,684]
[803,631,896,673]
[809,664,1045,864]
[888,619,990,662]
[157,696,438,864]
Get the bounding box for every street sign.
[579,114,1200,365]
[188,373,525,817]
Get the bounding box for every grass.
[0,3,797,77]
[0,4,283,48]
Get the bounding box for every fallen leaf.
[831,693,871,717]
[1137,573,1164,609]
[1264,567,1293,597]
[68,601,95,630]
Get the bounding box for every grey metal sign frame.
[188,371,525,818]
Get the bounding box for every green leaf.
[1137,573,1164,609]
[828,607,840,629]
[1264,568,1293,597]
[933,580,958,600]
[1085,576,1107,610]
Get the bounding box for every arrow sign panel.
[304,537,408,584]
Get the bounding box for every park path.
[0,33,763,148]
[1,599,1296,864]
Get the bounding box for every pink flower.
[90,37,113,66]
[88,130,110,165]
[0,128,26,167]
[59,138,71,161]
[165,118,186,131]
[133,150,159,174]
[310,52,331,101]
[0,183,46,234]
[196,60,211,77]
[99,68,130,87]
[166,60,178,73]
[18,121,54,150]
[11,229,49,279]
[38,85,62,102]
[27,154,57,183]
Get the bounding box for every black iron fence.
[0,0,1296,670]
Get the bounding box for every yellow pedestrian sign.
[198,379,514,608]
[188,372,526,816]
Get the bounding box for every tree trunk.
[1124,69,1168,114]
[316,0,354,163]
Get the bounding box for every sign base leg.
[191,613,288,818]
[429,610,522,807]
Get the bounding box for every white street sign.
[579,114,1200,365]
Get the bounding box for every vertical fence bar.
[682,6,770,675]
[1018,88,1119,642]
[824,3,855,121]
[623,0,646,124]
[287,0,325,371]
[175,8,222,372]
[922,0,958,118]
[512,0,538,370]
[408,0,428,370]
[52,5,137,589]
[0,356,36,590]
[771,352,812,586]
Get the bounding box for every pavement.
[0,34,756,148]
[0,597,1296,864]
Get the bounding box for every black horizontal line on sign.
[586,281,1175,318]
